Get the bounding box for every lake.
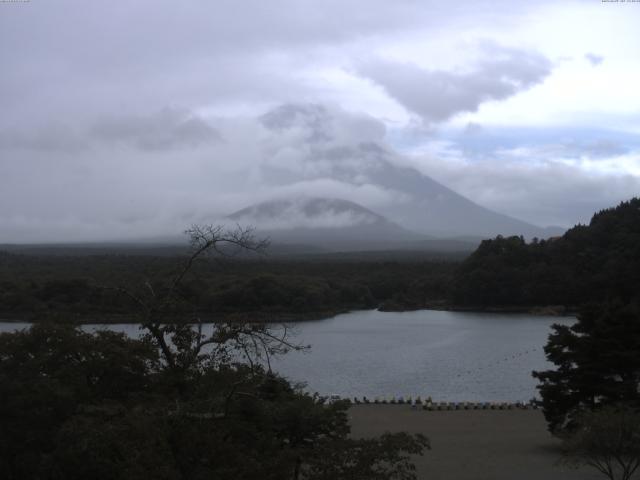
[0,309,573,402]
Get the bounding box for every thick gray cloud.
[359,46,552,123]
[0,124,87,153]
[91,109,221,151]
[0,108,220,154]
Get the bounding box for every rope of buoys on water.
[452,346,542,380]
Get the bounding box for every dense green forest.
[453,198,640,309]
[0,304,429,480]
[0,251,456,322]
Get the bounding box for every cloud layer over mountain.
[1,1,639,242]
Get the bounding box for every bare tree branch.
[102,225,303,375]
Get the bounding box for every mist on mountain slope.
[229,104,563,240]
[0,103,565,244]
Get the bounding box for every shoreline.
[392,304,577,317]
[0,304,576,325]
[0,308,350,325]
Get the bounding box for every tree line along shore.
[1,198,638,323]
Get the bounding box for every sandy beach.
[349,405,601,480]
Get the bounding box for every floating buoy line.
[453,347,540,380]
[318,346,545,409]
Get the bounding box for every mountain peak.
[228,196,388,230]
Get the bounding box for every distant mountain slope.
[229,197,388,229]
[368,159,564,238]
[258,104,564,239]
[227,197,430,251]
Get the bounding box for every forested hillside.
[453,198,640,308]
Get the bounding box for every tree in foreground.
[0,226,429,480]
[561,405,640,480]
[533,301,640,434]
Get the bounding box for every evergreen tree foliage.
[533,302,640,433]
[454,198,640,307]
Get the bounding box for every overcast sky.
[1,0,639,242]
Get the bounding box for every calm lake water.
[0,309,573,402]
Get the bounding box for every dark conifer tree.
[533,302,640,433]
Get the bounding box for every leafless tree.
[562,405,640,480]
[106,225,304,374]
